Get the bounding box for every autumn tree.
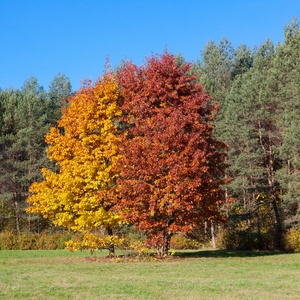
[115,51,228,254]
[28,74,121,254]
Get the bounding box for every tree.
[270,17,300,228]
[230,44,254,80]
[219,39,287,249]
[195,38,241,244]
[0,77,50,233]
[47,73,72,124]
[28,74,122,254]
[220,63,275,249]
[196,37,235,104]
[115,51,228,254]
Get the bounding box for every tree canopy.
[28,75,122,249]
[115,51,228,252]
[1,18,299,253]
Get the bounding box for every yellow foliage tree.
[28,74,122,254]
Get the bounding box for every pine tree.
[270,18,300,228]
[220,39,286,249]
[0,77,50,233]
[47,73,72,124]
[196,37,235,103]
[230,44,254,80]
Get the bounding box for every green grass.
[0,249,299,299]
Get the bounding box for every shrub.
[284,227,300,253]
[170,234,203,250]
[0,231,18,250]
[217,229,267,250]
[0,230,72,250]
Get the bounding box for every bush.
[217,229,267,250]
[170,234,203,250]
[0,230,73,250]
[284,228,300,253]
[0,231,18,250]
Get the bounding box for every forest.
[0,18,299,253]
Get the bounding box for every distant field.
[0,249,299,299]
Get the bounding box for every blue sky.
[1,0,299,92]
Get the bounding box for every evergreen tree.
[220,39,286,249]
[0,77,50,233]
[196,37,235,103]
[230,44,254,80]
[47,73,72,124]
[270,18,300,228]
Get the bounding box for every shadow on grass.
[174,249,288,258]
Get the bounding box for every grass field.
[0,249,299,299]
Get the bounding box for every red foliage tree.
[115,51,228,253]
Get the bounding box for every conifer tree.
[220,39,286,249]
[196,37,235,103]
[0,77,50,233]
[270,18,300,228]
[47,73,72,124]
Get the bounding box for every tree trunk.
[224,157,229,230]
[253,191,261,235]
[211,220,216,249]
[268,133,282,249]
[258,123,282,249]
[107,228,115,256]
[242,183,248,227]
[14,192,20,235]
[28,213,31,232]
[162,231,172,255]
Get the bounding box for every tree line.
[0,74,72,234]
[0,18,299,252]
[193,18,299,250]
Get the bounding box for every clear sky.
[1,0,299,92]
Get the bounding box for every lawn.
[0,249,299,299]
